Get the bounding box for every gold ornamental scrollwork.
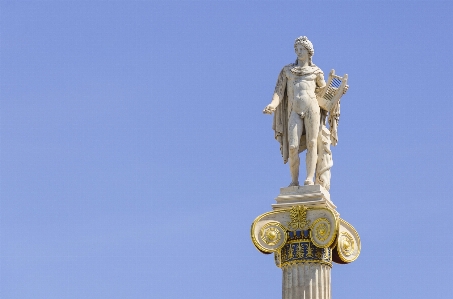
[340,232,354,257]
[278,239,333,268]
[260,223,282,246]
[251,209,290,254]
[313,218,330,242]
[287,206,310,230]
[310,217,336,248]
[252,221,287,253]
[334,218,361,263]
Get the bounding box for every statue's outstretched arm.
[263,93,282,114]
[263,68,287,114]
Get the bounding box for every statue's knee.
[307,140,317,150]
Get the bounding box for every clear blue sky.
[1,1,452,298]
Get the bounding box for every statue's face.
[295,44,309,61]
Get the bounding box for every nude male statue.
[263,36,327,187]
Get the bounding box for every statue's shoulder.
[279,63,296,76]
[310,64,324,75]
[283,63,296,70]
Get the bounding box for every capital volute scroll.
[308,208,338,248]
[251,205,339,254]
[332,218,361,264]
[251,210,289,254]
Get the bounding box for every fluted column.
[282,263,331,299]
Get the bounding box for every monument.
[252,36,360,299]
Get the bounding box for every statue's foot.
[288,181,299,187]
[304,179,314,186]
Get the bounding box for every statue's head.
[294,36,314,65]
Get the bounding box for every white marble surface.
[282,263,331,299]
[272,185,336,211]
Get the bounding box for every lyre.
[317,69,348,112]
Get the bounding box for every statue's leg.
[304,108,320,185]
[288,111,303,186]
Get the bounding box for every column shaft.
[282,263,331,299]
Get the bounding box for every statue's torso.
[284,66,319,114]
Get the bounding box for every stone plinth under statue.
[273,185,336,210]
[251,185,360,299]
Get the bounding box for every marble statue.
[263,36,344,190]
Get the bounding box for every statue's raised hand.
[263,104,276,114]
